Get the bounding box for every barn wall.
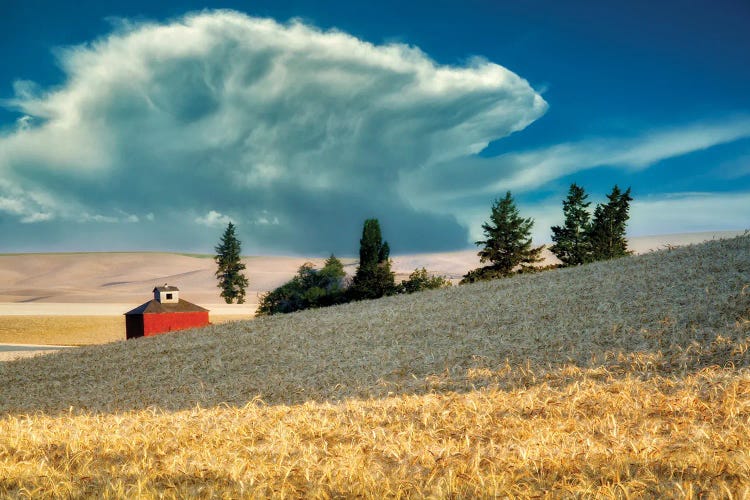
[125,315,145,339]
[142,312,209,336]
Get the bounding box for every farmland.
[1,235,749,496]
[0,315,248,347]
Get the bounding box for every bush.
[399,268,452,293]
[256,256,346,316]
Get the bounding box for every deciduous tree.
[256,255,347,315]
[399,267,452,294]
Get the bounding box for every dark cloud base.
[1,203,469,256]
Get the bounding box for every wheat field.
[0,315,249,347]
[1,235,749,497]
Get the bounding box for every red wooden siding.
[142,311,209,336]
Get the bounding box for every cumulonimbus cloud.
[0,10,547,253]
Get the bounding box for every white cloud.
[0,179,59,223]
[195,210,232,227]
[15,115,33,131]
[253,210,279,226]
[79,213,119,223]
[0,10,546,253]
[7,12,743,254]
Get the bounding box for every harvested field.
[0,315,250,346]
[0,316,123,346]
[1,235,749,496]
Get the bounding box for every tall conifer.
[550,183,592,266]
[349,219,395,299]
[462,191,544,283]
[588,185,633,260]
[214,222,249,304]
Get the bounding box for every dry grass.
[1,235,749,496]
[0,316,124,346]
[0,315,249,346]
[2,365,748,497]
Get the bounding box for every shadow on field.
[1,236,749,416]
[1,318,748,416]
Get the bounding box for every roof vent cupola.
[153,284,179,304]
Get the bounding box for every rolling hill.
[0,230,742,306]
[2,234,748,414]
[1,234,748,496]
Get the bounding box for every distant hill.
[0,230,743,306]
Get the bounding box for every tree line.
[213,183,632,313]
[214,218,450,314]
[461,184,632,282]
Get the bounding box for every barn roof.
[124,299,208,315]
[153,285,180,292]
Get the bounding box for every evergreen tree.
[358,219,384,268]
[588,185,633,261]
[214,222,249,304]
[550,183,593,266]
[461,191,544,283]
[319,254,346,284]
[349,219,395,300]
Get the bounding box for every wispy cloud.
[403,117,750,207]
[481,191,750,244]
[629,191,750,236]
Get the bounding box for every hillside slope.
[0,253,342,304]
[2,235,748,415]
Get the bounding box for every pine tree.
[461,191,544,283]
[588,185,633,261]
[319,254,346,284]
[349,219,395,300]
[214,222,249,304]
[550,183,593,266]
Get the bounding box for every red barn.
[124,285,209,339]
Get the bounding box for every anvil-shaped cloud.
[0,10,547,253]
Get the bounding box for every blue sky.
[0,0,748,255]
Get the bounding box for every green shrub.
[399,267,452,293]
